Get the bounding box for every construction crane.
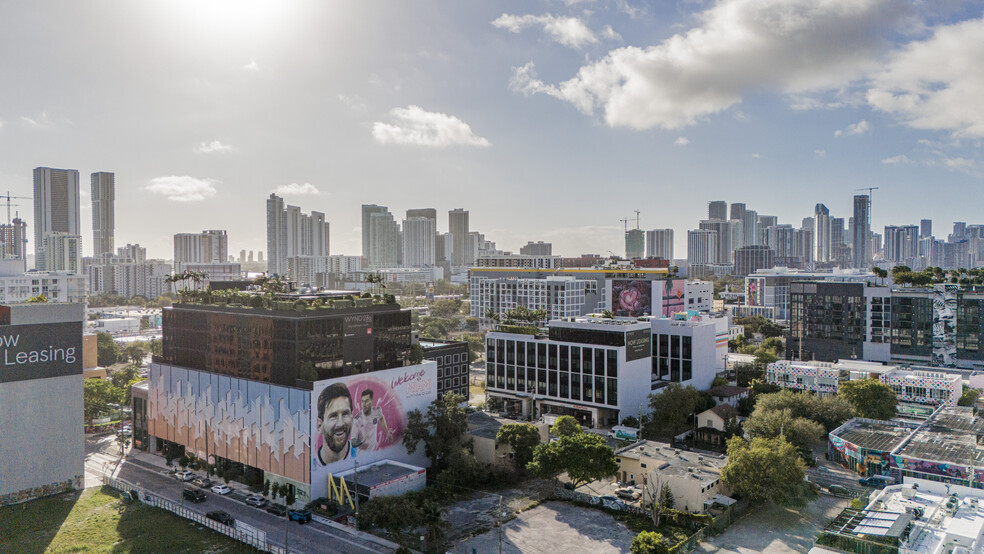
[620,217,631,233]
[0,191,31,225]
[634,209,641,230]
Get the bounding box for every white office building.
[42,232,81,274]
[174,230,228,271]
[646,229,674,260]
[33,167,80,266]
[268,194,329,277]
[402,216,436,268]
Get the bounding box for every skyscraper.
[361,205,390,261]
[742,209,760,247]
[699,219,733,264]
[90,172,115,258]
[730,203,746,222]
[645,229,674,259]
[449,208,470,267]
[0,217,27,264]
[33,167,80,264]
[814,204,831,263]
[367,209,399,268]
[687,229,717,277]
[267,194,330,276]
[520,241,552,256]
[708,201,727,221]
[853,195,870,269]
[402,217,436,267]
[920,219,933,239]
[174,230,228,270]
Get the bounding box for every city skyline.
[1,1,982,260]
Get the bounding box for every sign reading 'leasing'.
[0,321,83,384]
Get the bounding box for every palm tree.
[365,272,385,296]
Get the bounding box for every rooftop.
[830,418,919,454]
[467,410,506,441]
[899,407,984,466]
[615,440,726,483]
[708,385,749,398]
[335,460,424,489]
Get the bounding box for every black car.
[288,509,312,524]
[183,488,206,503]
[266,504,287,517]
[206,511,235,525]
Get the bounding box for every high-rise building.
[884,225,920,265]
[742,209,760,247]
[367,209,399,268]
[625,229,645,259]
[729,203,746,222]
[645,229,674,260]
[174,230,228,271]
[921,219,933,239]
[435,233,451,263]
[814,204,831,263]
[406,208,437,223]
[520,241,552,256]
[734,245,776,277]
[33,167,80,265]
[449,208,470,267]
[688,229,717,277]
[402,216,436,268]
[0,217,27,264]
[853,195,871,269]
[42,232,82,274]
[699,220,732,264]
[361,204,390,261]
[267,194,329,277]
[708,201,727,221]
[90,172,115,258]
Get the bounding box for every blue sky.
[0,0,981,259]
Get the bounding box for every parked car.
[183,488,206,503]
[615,488,641,501]
[266,504,287,517]
[206,511,235,525]
[245,494,267,507]
[827,484,850,496]
[174,470,195,482]
[192,477,213,489]
[859,475,894,488]
[288,509,312,524]
[211,484,232,495]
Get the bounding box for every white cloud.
[867,15,984,138]
[193,140,234,154]
[492,13,618,49]
[751,153,761,159]
[273,183,321,196]
[145,176,218,202]
[942,157,975,171]
[881,154,911,164]
[372,105,491,147]
[0,117,4,128]
[510,0,898,129]
[243,59,259,72]
[20,111,55,128]
[674,136,690,146]
[337,93,366,112]
[834,120,870,137]
[814,149,826,158]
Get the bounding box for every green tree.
[110,365,140,389]
[496,423,541,470]
[430,299,463,318]
[839,379,897,420]
[958,385,980,407]
[743,408,825,451]
[84,378,123,422]
[403,392,471,474]
[754,389,853,431]
[753,348,778,371]
[96,332,120,366]
[644,383,699,439]
[528,431,618,488]
[148,338,163,357]
[630,531,669,554]
[408,343,424,365]
[721,436,806,504]
[549,415,582,437]
[121,342,150,365]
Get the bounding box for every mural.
[147,364,312,485]
[660,279,686,318]
[932,283,957,368]
[611,280,652,317]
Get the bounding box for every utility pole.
[497,494,504,554]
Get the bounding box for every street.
[85,435,394,554]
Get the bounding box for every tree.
[403,392,471,474]
[121,342,150,365]
[408,343,424,365]
[148,338,163,357]
[496,423,541,470]
[549,415,582,437]
[752,389,853,431]
[761,337,784,355]
[430,299,463,318]
[645,383,699,439]
[743,408,825,451]
[631,531,669,554]
[110,365,140,389]
[958,385,980,407]
[96,332,120,367]
[528,431,618,488]
[720,436,806,504]
[840,379,897,420]
[872,267,888,279]
[644,473,675,527]
[84,378,123,421]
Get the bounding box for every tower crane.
[0,191,31,225]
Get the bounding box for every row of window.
[486,364,618,406]
[438,376,468,391]
[487,339,620,376]
[437,365,467,378]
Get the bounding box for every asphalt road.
[85,436,392,554]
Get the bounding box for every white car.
[245,494,267,507]
[174,470,195,482]
[211,484,232,495]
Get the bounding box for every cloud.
[337,93,366,112]
[674,136,690,146]
[942,157,975,171]
[372,105,491,147]
[834,120,870,137]
[510,0,898,129]
[273,183,321,196]
[814,149,826,158]
[20,111,55,128]
[193,140,234,154]
[867,15,984,138]
[881,154,911,164]
[243,59,259,72]
[751,153,761,159]
[0,117,4,128]
[145,176,218,202]
[492,13,618,49]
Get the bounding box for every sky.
[1,0,982,261]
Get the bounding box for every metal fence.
[102,474,296,553]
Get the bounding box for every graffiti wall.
[932,283,957,367]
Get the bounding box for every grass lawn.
[0,486,254,554]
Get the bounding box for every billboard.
[625,328,652,362]
[660,279,685,317]
[0,321,82,384]
[611,280,653,317]
[310,362,437,500]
